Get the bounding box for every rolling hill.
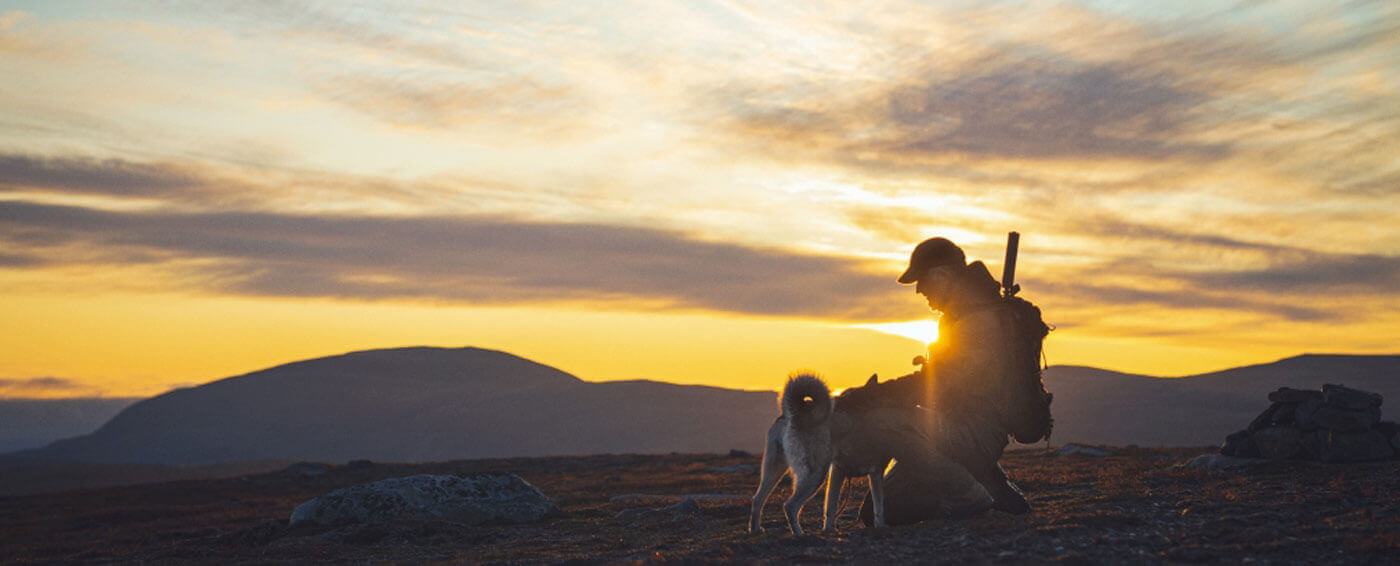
[7,347,777,465]
[5,348,1397,469]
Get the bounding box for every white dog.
[748,373,894,534]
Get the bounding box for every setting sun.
[855,320,942,346]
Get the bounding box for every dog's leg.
[783,462,826,535]
[749,433,787,534]
[822,463,846,533]
[867,468,887,528]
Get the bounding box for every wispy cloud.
[0,154,204,197]
[0,376,100,397]
[0,200,911,320]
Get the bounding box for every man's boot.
[974,463,1029,514]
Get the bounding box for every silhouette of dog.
[749,373,911,534]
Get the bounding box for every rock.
[1319,429,1396,463]
[1252,427,1302,460]
[1053,444,1113,457]
[663,497,701,516]
[727,449,753,458]
[1298,430,1327,460]
[1377,422,1400,453]
[1322,384,1382,410]
[1294,399,1325,431]
[1219,430,1259,458]
[1310,405,1381,432]
[346,459,376,469]
[1268,387,1323,404]
[1182,454,1268,472]
[1247,403,1285,433]
[289,474,555,527]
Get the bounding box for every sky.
[1,1,1397,398]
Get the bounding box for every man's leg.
[937,417,1030,515]
[857,446,992,526]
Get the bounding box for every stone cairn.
[1220,384,1400,462]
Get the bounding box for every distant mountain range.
[3,348,1397,468]
[5,347,777,465]
[1044,354,1400,447]
[0,397,140,453]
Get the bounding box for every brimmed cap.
[897,237,966,284]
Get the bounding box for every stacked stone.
[1220,384,1400,462]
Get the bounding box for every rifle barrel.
[1002,231,1020,294]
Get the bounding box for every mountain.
[0,398,142,453]
[7,348,1397,468]
[10,347,778,465]
[1044,354,1400,447]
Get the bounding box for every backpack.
[1001,294,1054,444]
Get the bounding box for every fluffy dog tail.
[781,372,832,427]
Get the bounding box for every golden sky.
[2,1,1398,398]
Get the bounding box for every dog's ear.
[866,374,878,385]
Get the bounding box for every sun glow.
[855,319,940,346]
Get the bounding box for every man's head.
[898,237,967,311]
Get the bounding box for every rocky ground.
[2,446,1398,564]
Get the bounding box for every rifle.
[1002,231,1020,298]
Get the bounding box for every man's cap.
[897,237,966,284]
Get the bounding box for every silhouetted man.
[855,237,1052,524]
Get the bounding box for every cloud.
[315,73,584,132]
[1193,254,1400,295]
[1036,280,1332,323]
[0,200,913,320]
[716,41,1234,169]
[0,376,98,397]
[0,154,203,197]
[877,56,1226,161]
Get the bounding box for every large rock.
[1309,405,1381,432]
[1322,384,1382,410]
[1293,399,1325,431]
[1319,430,1396,463]
[1219,430,1259,458]
[1252,426,1302,460]
[289,474,555,527]
[1268,387,1322,404]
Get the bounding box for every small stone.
[664,497,701,516]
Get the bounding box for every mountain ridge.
[4,348,1397,466]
